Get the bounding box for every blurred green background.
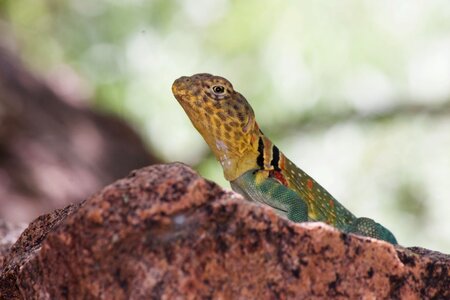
[1,0,450,252]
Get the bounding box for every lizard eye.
[212,85,225,95]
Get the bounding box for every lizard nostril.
[174,76,190,87]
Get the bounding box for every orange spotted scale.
[172,73,397,244]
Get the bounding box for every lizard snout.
[172,76,190,97]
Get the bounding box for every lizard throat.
[210,136,261,181]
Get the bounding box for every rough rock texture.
[0,220,27,268]
[0,163,449,299]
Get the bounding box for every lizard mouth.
[172,84,197,117]
[171,79,184,99]
[172,77,199,114]
[172,75,189,91]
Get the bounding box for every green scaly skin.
[172,73,397,244]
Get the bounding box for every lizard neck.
[211,129,262,182]
[215,129,285,182]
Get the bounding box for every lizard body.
[172,73,397,244]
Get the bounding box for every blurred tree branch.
[270,100,450,136]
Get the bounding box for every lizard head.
[172,73,260,180]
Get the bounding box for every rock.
[0,220,27,268]
[0,163,448,299]
[0,204,82,299]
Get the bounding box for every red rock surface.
[0,163,448,299]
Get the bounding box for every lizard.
[172,73,398,244]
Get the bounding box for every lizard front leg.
[230,169,308,222]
